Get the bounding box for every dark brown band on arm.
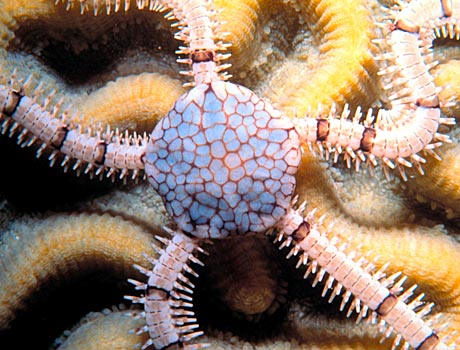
[416,333,440,350]
[316,119,329,141]
[360,127,376,152]
[3,89,23,116]
[95,141,107,165]
[292,221,311,242]
[191,50,215,63]
[376,293,398,316]
[416,95,440,108]
[52,125,69,149]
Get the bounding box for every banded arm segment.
[0,85,147,179]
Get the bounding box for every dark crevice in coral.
[8,10,178,85]
[192,237,349,342]
[0,136,114,212]
[0,269,132,350]
[432,37,460,62]
[0,234,351,350]
[434,37,460,51]
[194,262,288,341]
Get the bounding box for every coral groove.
[0,213,155,329]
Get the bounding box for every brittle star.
[0,0,457,349]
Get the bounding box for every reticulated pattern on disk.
[145,81,301,238]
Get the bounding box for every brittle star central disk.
[145,81,301,238]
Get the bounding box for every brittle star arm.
[0,0,232,182]
[275,205,454,350]
[125,228,208,350]
[0,84,147,179]
[292,0,456,180]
